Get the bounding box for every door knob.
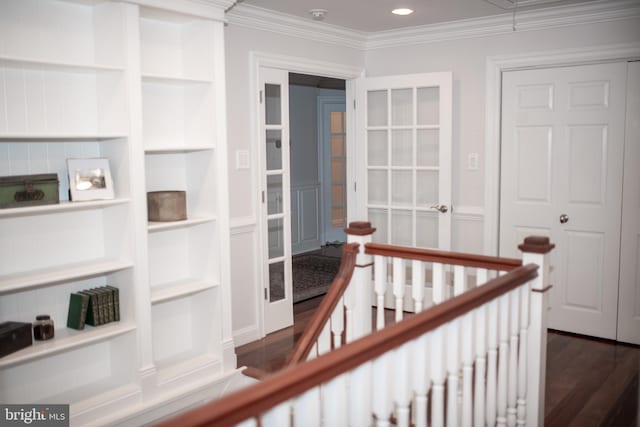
[559,214,569,224]
[431,204,448,214]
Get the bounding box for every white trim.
[317,95,347,244]
[227,1,640,51]
[366,0,640,49]
[484,42,640,255]
[129,0,231,21]
[228,4,367,50]
[233,325,262,347]
[230,216,258,233]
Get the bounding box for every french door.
[260,67,293,333]
[356,73,453,249]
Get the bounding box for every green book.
[105,286,120,321]
[66,292,89,330]
[106,286,120,322]
[80,290,100,326]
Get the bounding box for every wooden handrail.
[286,242,359,365]
[157,263,539,427]
[365,242,522,271]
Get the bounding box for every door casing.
[250,52,362,337]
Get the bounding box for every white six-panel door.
[357,73,453,250]
[500,62,627,339]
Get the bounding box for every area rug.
[269,252,342,303]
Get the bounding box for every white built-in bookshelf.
[0,0,235,425]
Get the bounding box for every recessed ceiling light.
[392,8,414,15]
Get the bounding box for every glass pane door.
[261,69,293,333]
[361,73,452,250]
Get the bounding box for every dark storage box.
[0,173,59,209]
[0,321,33,358]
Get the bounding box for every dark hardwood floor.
[236,296,640,426]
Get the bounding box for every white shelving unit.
[0,0,236,425]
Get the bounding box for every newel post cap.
[518,236,555,254]
[344,221,376,236]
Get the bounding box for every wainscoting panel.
[291,183,321,255]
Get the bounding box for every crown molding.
[227,4,367,50]
[226,1,640,51]
[129,0,234,21]
[367,0,640,49]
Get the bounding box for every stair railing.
[157,233,554,427]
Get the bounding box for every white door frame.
[484,42,640,255]
[249,52,362,337]
[317,95,347,245]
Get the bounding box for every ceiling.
[237,0,598,32]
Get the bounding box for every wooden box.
[147,191,187,222]
[0,173,59,209]
[0,322,33,358]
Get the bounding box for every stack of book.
[66,286,120,330]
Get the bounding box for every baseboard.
[233,324,261,347]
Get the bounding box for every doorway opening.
[287,72,346,303]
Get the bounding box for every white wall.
[365,17,640,254]
[225,9,640,345]
[225,23,363,344]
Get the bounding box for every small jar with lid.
[33,315,55,341]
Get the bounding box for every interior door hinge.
[260,90,263,104]
[354,181,357,192]
[264,288,268,300]
[353,99,356,109]
[262,190,265,203]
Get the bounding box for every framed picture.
[67,158,115,201]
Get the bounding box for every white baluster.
[373,353,392,427]
[394,343,412,427]
[517,281,531,426]
[331,297,344,349]
[393,257,405,321]
[486,299,498,426]
[431,327,446,427]
[461,311,474,427]
[432,263,445,304]
[454,265,466,296]
[508,288,520,426]
[322,374,348,426]
[262,401,291,427]
[308,342,318,360]
[474,302,487,427]
[374,255,387,330]
[317,322,331,356]
[294,387,320,427]
[477,268,488,287]
[446,320,460,427]
[349,362,373,427]
[412,260,425,312]
[497,293,510,427]
[343,278,355,344]
[412,334,430,427]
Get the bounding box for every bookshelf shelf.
[0,259,133,295]
[147,216,216,233]
[0,322,136,369]
[144,146,215,154]
[0,199,130,219]
[150,279,219,305]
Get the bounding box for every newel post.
[519,236,555,427]
[344,221,376,341]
